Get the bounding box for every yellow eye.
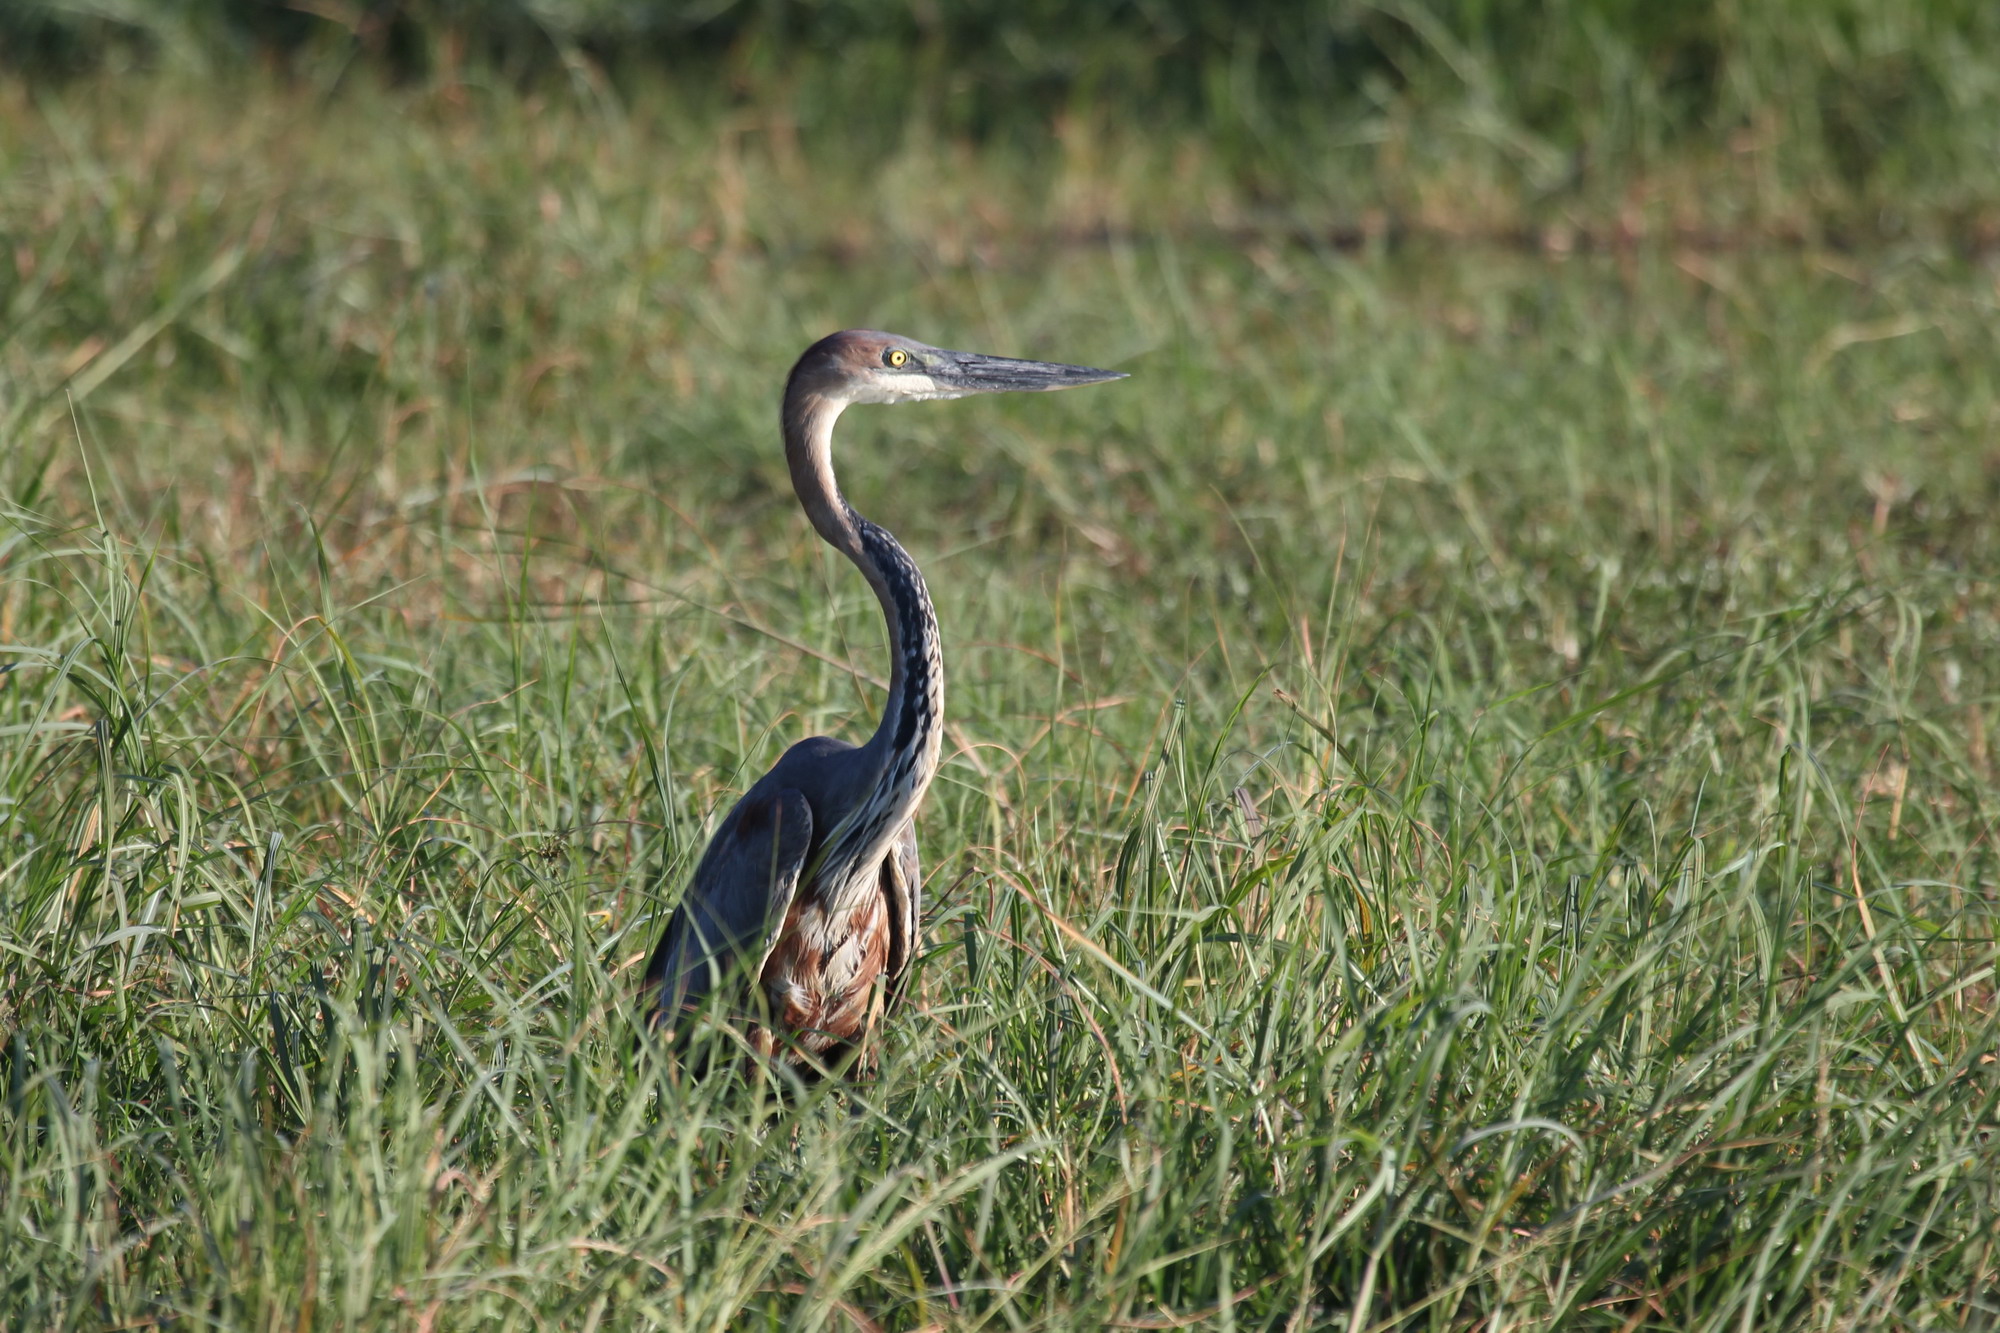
[885,348,909,368]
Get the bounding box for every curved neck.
[781,386,945,780]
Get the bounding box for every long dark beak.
[933,350,1127,394]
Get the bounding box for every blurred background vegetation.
[9,0,2000,237]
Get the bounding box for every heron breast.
[760,882,891,1051]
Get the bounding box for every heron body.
[645,329,1123,1072]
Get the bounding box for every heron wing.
[645,786,813,1025]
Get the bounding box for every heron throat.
[782,388,946,904]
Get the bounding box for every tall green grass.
[2,71,1997,1329]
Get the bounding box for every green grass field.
[3,62,1998,1330]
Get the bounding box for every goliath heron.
[644,329,1125,1072]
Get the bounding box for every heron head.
[787,329,1126,407]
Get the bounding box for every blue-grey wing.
[645,787,813,1025]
